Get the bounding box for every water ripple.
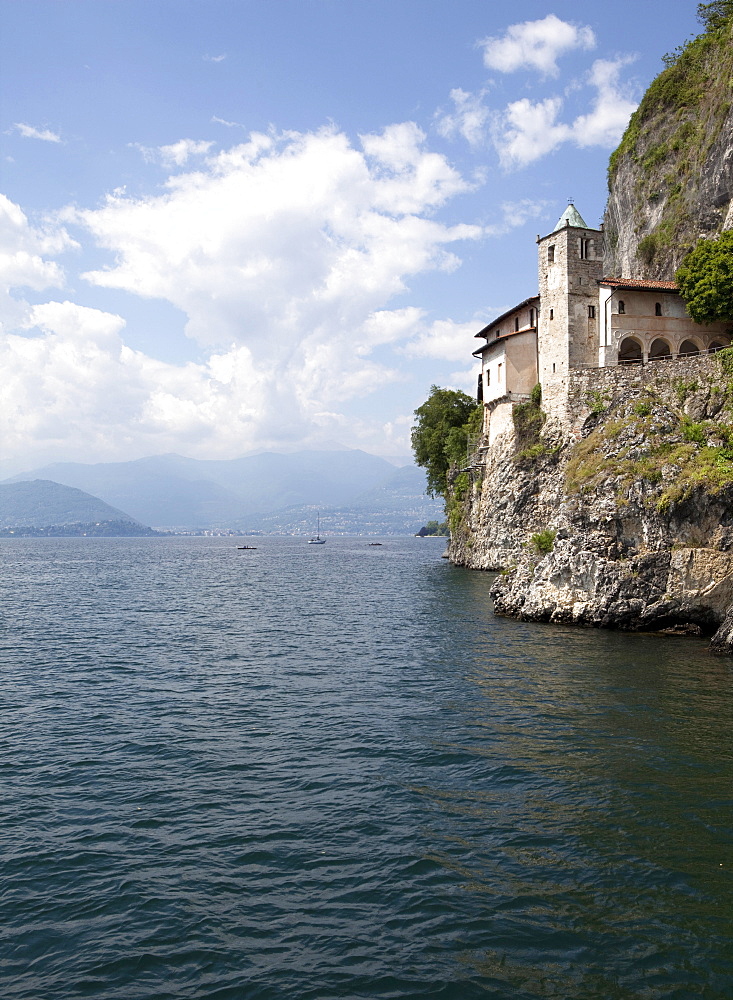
[1,536,732,999]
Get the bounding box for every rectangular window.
[550,308,554,320]
[580,238,590,259]
[486,369,490,386]
[514,317,519,332]
[552,363,556,373]
[529,308,535,326]
[548,245,555,263]
[588,305,596,319]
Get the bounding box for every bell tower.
[536,204,603,385]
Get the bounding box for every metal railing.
[567,345,729,371]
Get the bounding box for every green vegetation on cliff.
[411,386,482,498]
[565,353,733,511]
[606,3,733,270]
[676,230,733,324]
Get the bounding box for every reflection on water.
[1,537,732,999]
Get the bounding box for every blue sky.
[0,0,700,472]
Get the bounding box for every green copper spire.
[553,203,589,231]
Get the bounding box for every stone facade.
[474,204,732,440]
[537,218,602,381]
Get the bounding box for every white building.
[474,204,731,441]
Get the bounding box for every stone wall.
[543,352,728,437]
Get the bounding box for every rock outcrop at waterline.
[448,354,733,652]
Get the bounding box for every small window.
[552,363,556,373]
[580,238,590,259]
[588,305,596,319]
[655,302,662,316]
[550,308,554,320]
[495,330,500,338]
[514,317,519,332]
[548,245,555,263]
[486,369,490,385]
[529,308,535,326]
[618,300,625,314]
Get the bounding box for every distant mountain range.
[3,450,443,533]
[0,480,158,536]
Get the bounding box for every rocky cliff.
[448,13,733,653]
[449,354,733,651]
[604,16,733,280]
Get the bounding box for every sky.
[0,0,701,474]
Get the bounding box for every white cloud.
[436,88,490,147]
[131,138,214,166]
[1,129,485,466]
[0,195,75,332]
[497,96,571,168]
[403,318,481,362]
[204,53,227,62]
[493,57,637,168]
[69,125,480,358]
[571,57,638,147]
[480,14,595,77]
[158,138,214,166]
[212,115,244,128]
[12,123,62,143]
[483,198,548,236]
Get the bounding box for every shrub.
[513,388,546,461]
[530,529,556,555]
[682,419,707,443]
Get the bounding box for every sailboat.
[308,514,326,544]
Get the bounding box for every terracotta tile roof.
[600,277,679,291]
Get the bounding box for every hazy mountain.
[241,465,445,535]
[3,450,415,529]
[0,480,157,535]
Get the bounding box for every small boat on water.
[308,515,326,545]
[237,545,257,550]
[368,543,383,546]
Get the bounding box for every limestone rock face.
[449,362,733,653]
[604,20,733,280]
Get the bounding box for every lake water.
[1,535,732,999]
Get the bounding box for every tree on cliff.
[676,231,733,325]
[697,1,733,31]
[411,386,482,497]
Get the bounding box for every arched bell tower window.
[655,302,662,316]
[618,300,625,314]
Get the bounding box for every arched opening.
[649,338,672,361]
[618,300,625,314]
[679,340,700,357]
[709,341,726,354]
[618,337,643,364]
